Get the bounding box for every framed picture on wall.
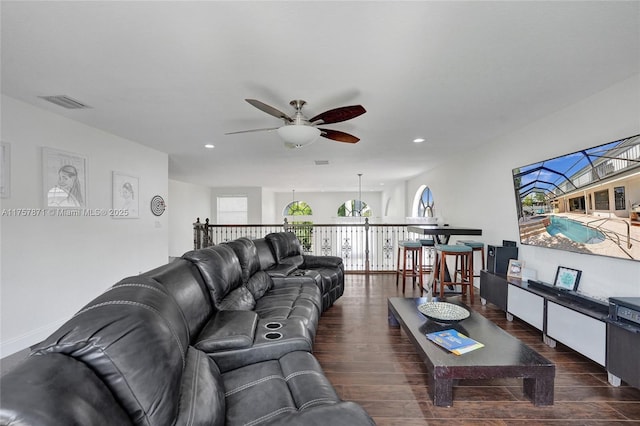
[42,147,87,208]
[1,142,10,198]
[112,171,139,218]
[507,259,524,279]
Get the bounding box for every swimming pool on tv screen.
[546,216,606,244]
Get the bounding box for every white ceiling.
[2,1,639,193]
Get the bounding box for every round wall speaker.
[150,195,166,216]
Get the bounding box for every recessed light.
[413,138,426,143]
[204,144,215,149]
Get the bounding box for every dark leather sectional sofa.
[0,232,374,426]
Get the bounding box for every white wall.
[0,95,169,357]
[382,181,407,223]
[261,188,276,224]
[407,74,640,299]
[168,179,211,257]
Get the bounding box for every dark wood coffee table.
[388,297,555,407]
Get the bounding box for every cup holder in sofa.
[264,322,283,330]
[264,332,283,340]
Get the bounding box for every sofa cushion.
[218,286,256,310]
[254,283,320,340]
[266,232,304,268]
[253,238,277,270]
[195,310,258,353]
[224,237,273,299]
[225,237,261,283]
[246,270,273,300]
[222,351,375,426]
[182,245,244,310]
[138,258,213,340]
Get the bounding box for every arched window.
[283,201,312,216]
[415,186,435,217]
[337,199,371,217]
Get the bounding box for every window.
[337,199,371,217]
[569,196,585,212]
[614,186,625,210]
[593,190,609,210]
[283,201,312,216]
[418,186,435,217]
[217,196,247,224]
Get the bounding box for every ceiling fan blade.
[319,128,360,144]
[309,105,366,124]
[245,99,293,122]
[224,127,278,135]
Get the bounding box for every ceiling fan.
[226,99,366,148]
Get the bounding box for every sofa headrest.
[266,232,304,267]
[253,238,277,270]
[182,245,243,309]
[137,259,213,340]
[30,284,190,426]
[224,237,261,283]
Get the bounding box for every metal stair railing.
[193,218,418,273]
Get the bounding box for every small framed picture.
[42,147,87,208]
[112,171,139,218]
[507,259,524,279]
[554,266,582,292]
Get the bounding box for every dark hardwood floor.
[314,274,640,425]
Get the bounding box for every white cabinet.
[547,301,606,366]
[507,284,544,330]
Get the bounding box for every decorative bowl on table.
[417,301,470,323]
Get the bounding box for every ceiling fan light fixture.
[277,124,320,148]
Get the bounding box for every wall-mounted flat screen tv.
[512,133,640,262]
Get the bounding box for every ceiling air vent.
[38,95,91,109]
[314,160,330,166]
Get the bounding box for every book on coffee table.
[426,329,484,355]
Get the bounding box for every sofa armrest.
[0,353,133,426]
[265,263,299,278]
[195,310,258,352]
[302,254,343,269]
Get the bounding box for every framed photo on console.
[507,259,524,279]
[553,266,581,291]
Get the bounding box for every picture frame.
[42,147,87,208]
[1,142,10,198]
[507,259,524,279]
[553,266,582,292]
[112,171,139,218]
